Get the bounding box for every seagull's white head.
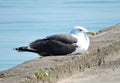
[70,26,96,36]
[70,26,96,54]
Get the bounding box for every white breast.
[71,34,90,54]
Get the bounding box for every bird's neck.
[70,33,90,42]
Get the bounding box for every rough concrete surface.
[58,58,120,83]
[0,24,120,83]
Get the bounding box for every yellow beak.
[86,32,96,36]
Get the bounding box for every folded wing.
[30,34,78,56]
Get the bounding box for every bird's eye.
[79,29,82,31]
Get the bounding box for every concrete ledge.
[0,24,120,83]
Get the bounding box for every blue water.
[0,0,120,71]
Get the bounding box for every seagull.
[15,26,96,56]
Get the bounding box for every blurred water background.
[0,0,120,71]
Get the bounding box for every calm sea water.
[0,0,120,71]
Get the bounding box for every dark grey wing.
[30,39,77,56]
[29,34,78,56]
[46,34,77,44]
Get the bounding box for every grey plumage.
[16,34,78,56]
[30,34,78,56]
